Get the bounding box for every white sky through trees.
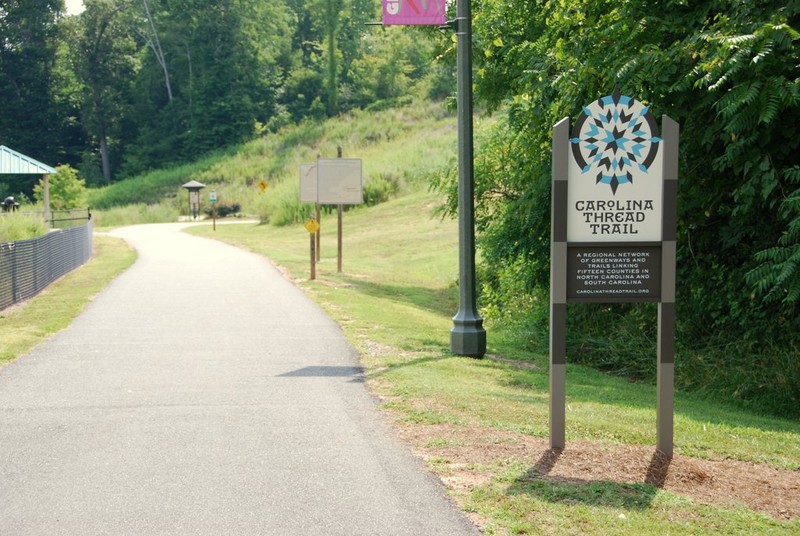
[65,0,85,15]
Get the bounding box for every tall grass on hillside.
[85,100,458,227]
[0,213,49,242]
[91,203,182,229]
[87,151,233,210]
[219,103,459,225]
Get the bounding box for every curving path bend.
[0,223,479,536]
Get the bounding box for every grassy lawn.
[188,189,800,535]
[0,234,136,366]
[3,190,796,534]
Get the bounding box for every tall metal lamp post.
[182,180,206,220]
[450,0,486,359]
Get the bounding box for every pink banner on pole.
[383,0,447,26]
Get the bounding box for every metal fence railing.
[3,209,93,229]
[49,208,93,229]
[0,220,94,311]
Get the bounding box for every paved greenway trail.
[0,223,479,536]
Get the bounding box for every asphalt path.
[0,223,479,536]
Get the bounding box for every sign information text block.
[567,245,662,301]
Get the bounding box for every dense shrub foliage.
[34,165,87,210]
[203,202,241,218]
[435,0,799,416]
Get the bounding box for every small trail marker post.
[305,216,320,280]
[209,190,218,231]
[551,89,679,456]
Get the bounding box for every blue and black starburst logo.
[570,88,661,195]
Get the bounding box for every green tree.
[337,0,376,94]
[0,0,73,172]
[315,0,344,115]
[433,0,799,414]
[124,0,293,171]
[66,0,138,183]
[280,0,442,119]
[346,29,434,106]
[34,165,87,209]
[458,0,800,337]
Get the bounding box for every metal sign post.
[374,2,485,358]
[550,90,679,456]
[450,0,486,359]
[305,216,320,280]
[209,191,218,231]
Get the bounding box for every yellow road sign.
[304,218,320,234]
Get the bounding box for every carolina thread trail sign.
[550,89,679,456]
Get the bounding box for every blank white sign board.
[317,158,363,205]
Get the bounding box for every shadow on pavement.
[278,365,365,379]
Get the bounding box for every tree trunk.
[98,122,111,183]
[325,0,339,115]
[142,0,173,103]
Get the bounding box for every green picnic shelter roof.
[0,145,56,175]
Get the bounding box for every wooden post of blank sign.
[337,204,343,273]
[315,153,322,262]
[337,145,343,273]
[316,203,321,262]
[310,225,316,280]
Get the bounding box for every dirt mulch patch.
[393,422,799,521]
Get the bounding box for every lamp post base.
[451,317,486,358]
